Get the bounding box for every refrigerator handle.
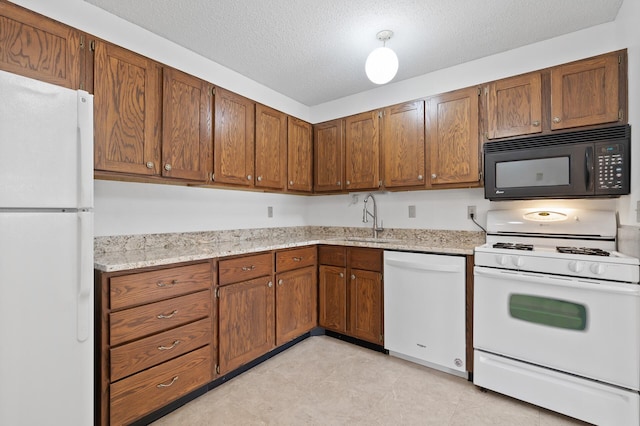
[77,212,93,342]
[77,91,94,208]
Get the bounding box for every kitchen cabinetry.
[381,100,426,189]
[275,246,317,345]
[314,119,344,192]
[213,87,255,187]
[255,103,287,190]
[550,50,624,130]
[0,1,83,90]
[485,72,542,140]
[95,261,214,426]
[318,246,383,345]
[427,86,481,187]
[93,40,162,176]
[344,110,380,191]
[287,117,313,192]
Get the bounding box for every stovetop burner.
[556,247,610,256]
[492,242,534,251]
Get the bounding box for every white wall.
[12,0,640,235]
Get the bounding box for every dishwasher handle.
[385,258,462,273]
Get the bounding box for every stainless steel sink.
[344,237,401,244]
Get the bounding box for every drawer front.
[275,246,317,272]
[110,346,212,426]
[110,290,211,346]
[110,318,212,382]
[218,252,272,285]
[349,247,382,271]
[110,262,212,310]
[318,245,346,267]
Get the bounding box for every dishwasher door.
[383,251,466,375]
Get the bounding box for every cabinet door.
[0,2,82,89]
[349,268,383,345]
[318,265,347,333]
[344,111,380,190]
[486,72,542,139]
[275,265,317,345]
[213,87,255,186]
[287,117,313,192]
[427,86,480,186]
[381,100,426,188]
[255,104,286,189]
[218,276,274,375]
[93,41,161,175]
[314,119,344,192]
[161,67,212,181]
[550,51,621,130]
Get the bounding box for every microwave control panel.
[595,141,629,193]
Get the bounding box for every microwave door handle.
[585,146,594,191]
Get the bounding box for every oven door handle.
[474,266,640,296]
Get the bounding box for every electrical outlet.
[408,205,416,218]
[267,206,273,218]
[467,205,476,220]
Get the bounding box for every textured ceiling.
[84,0,623,106]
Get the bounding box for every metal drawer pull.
[157,310,178,319]
[157,279,178,288]
[293,256,302,262]
[351,274,356,280]
[158,340,181,351]
[339,273,344,278]
[241,265,256,271]
[156,376,179,388]
[278,279,283,286]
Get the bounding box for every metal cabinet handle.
[346,180,351,185]
[157,310,178,319]
[336,181,341,186]
[278,279,283,286]
[418,174,423,180]
[164,164,172,171]
[289,180,294,185]
[157,279,178,288]
[293,256,302,262]
[339,272,344,278]
[268,281,273,288]
[241,265,256,271]
[532,120,540,127]
[158,340,181,351]
[146,161,154,169]
[156,376,179,388]
[553,117,561,123]
[257,176,263,182]
[431,174,437,179]
[351,274,356,280]
[247,175,252,180]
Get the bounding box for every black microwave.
[484,125,631,200]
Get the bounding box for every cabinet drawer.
[110,346,212,426]
[110,262,212,310]
[349,247,382,271]
[110,290,211,346]
[318,245,346,267]
[218,252,272,285]
[110,318,212,382]
[276,246,316,272]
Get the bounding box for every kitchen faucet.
[362,193,384,238]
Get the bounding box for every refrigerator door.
[0,70,93,209]
[0,211,93,426]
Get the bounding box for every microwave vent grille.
[484,125,630,153]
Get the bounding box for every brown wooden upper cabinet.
[344,110,380,191]
[485,72,542,140]
[427,86,480,187]
[287,117,313,193]
[255,104,287,190]
[213,87,255,187]
[93,40,162,176]
[0,1,83,90]
[381,100,426,189]
[550,50,624,130]
[314,119,344,192]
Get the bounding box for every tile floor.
[152,336,589,425]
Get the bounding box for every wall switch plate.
[267,206,273,218]
[408,205,416,218]
[467,205,476,220]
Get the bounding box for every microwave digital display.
[496,157,570,188]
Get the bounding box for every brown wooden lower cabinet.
[318,264,348,333]
[275,265,318,345]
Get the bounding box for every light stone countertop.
[94,226,486,272]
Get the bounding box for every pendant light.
[365,30,399,85]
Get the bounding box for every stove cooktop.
[556,246,610,256]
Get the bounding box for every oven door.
[474,266,640,390]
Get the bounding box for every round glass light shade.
[365,46,399,85]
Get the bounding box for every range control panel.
[595,141,629,193]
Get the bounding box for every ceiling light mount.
[365,29,399,85]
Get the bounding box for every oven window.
[509,294,587,330]
[496,157,569,188]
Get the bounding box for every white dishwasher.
[383,251,467,377]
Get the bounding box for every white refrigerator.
[0,70,94,425]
